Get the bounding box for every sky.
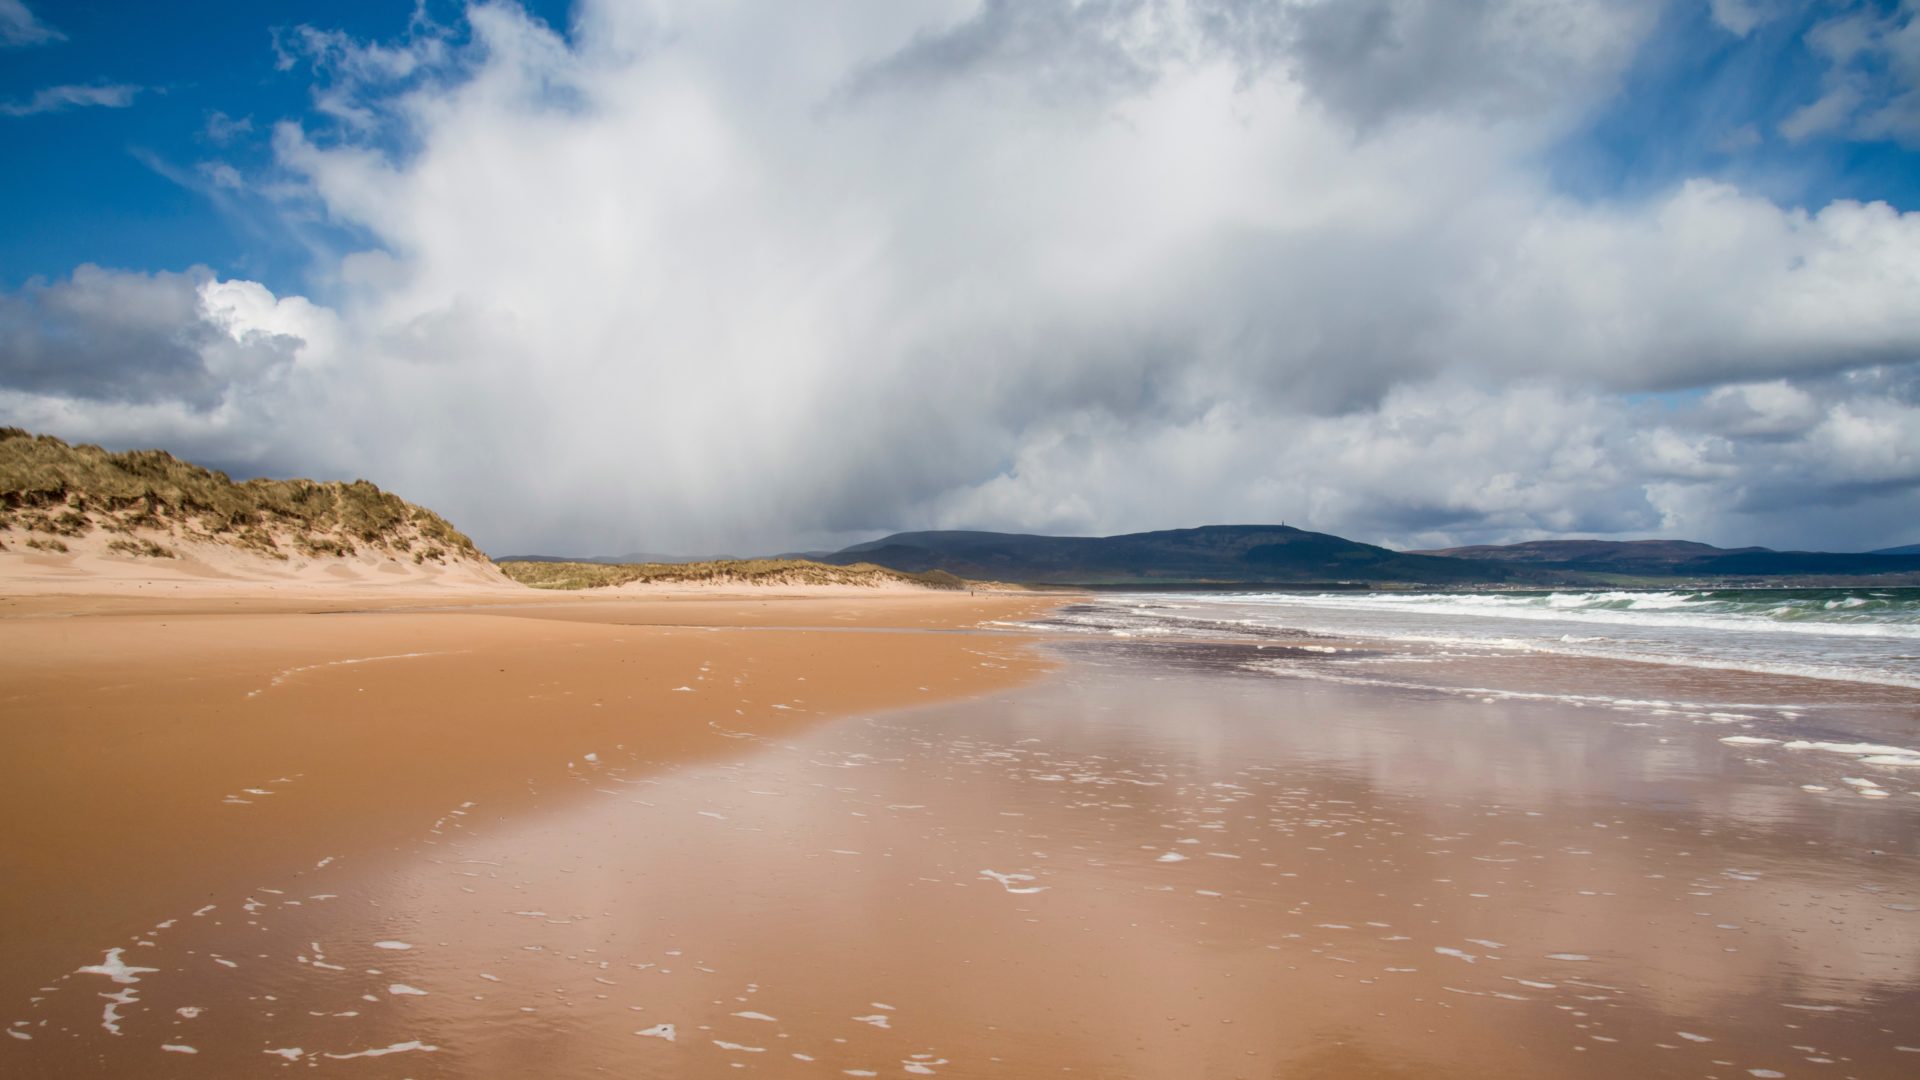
[2,0,1918,557]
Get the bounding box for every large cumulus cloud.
[2,0,1918,554]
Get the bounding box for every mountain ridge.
[817,524,1525,585]
[813,527,1920,585]
[1415,537,1920,578]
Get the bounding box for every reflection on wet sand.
[10,636,1919,1078]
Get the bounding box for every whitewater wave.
[1026,587,1920,690]
[1230,591,1920,640]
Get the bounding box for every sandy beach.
[0,576,1057,1072]
[9,0,1920,1072]
[4,574,1918,1077]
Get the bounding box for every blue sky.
[1552,0,1920,209]
[5,1,1914,297]
[0,1,568,294]
[3,1,1919,554]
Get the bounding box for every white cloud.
[1783,1,1920,146]
[0,83,141,117]
[203,110,253,145]
[0,0,61,47]
[1713,122,1762,153]
[4,1,1919,554]
[1780,81,1864,141]
[1707,0,1785,38]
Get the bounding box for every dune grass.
[0,428,482,561]
[497,557,966,591]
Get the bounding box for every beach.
[3,583,1917,1077]
[0,581,1054,1071]
[8,0,1919,1072]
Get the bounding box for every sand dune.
[0,527,515,595]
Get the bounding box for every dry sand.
[0,527,515,602]
[4,566,1917,1077]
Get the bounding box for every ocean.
[1013,586,1920,792]
[1023,586,1920,689]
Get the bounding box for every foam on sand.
[979,869,1048,894]
[635,1024,676,1041]
[76,948,159,985]
[322,1040,439,1059]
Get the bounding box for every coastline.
[6,581,1917,1077]
[0,582,1063,1061]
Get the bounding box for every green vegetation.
[498,557,966,591]
[0,428,483,561]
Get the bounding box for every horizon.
[496,522,1917,561]
[3,1,1919,555]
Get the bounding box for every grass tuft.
[106,537,176,559]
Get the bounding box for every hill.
[497,557,966,591]
[0,427,500,582]
[817,525,1524,585]
[1416,537,1920,578]
[1872,543,1920,556]
[1409,539,1760,575]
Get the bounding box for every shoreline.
[0,585,1065,1043]
[7,582,1917,1076]
[8,625,1916,1076]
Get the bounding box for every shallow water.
[11,631,1917,1078]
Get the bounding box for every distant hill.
[1872,543,1920,556]
[1410,539,1762,575]
[1684,550,1920,576]
[812,527,1920,586]
[816,525,1525,585]
[0,427,490,571]
[1417,537,1920,578]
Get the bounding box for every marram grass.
[0,428,482,561]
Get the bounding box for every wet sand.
[6,599,1919,1077]
[0,588,1056,1072]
